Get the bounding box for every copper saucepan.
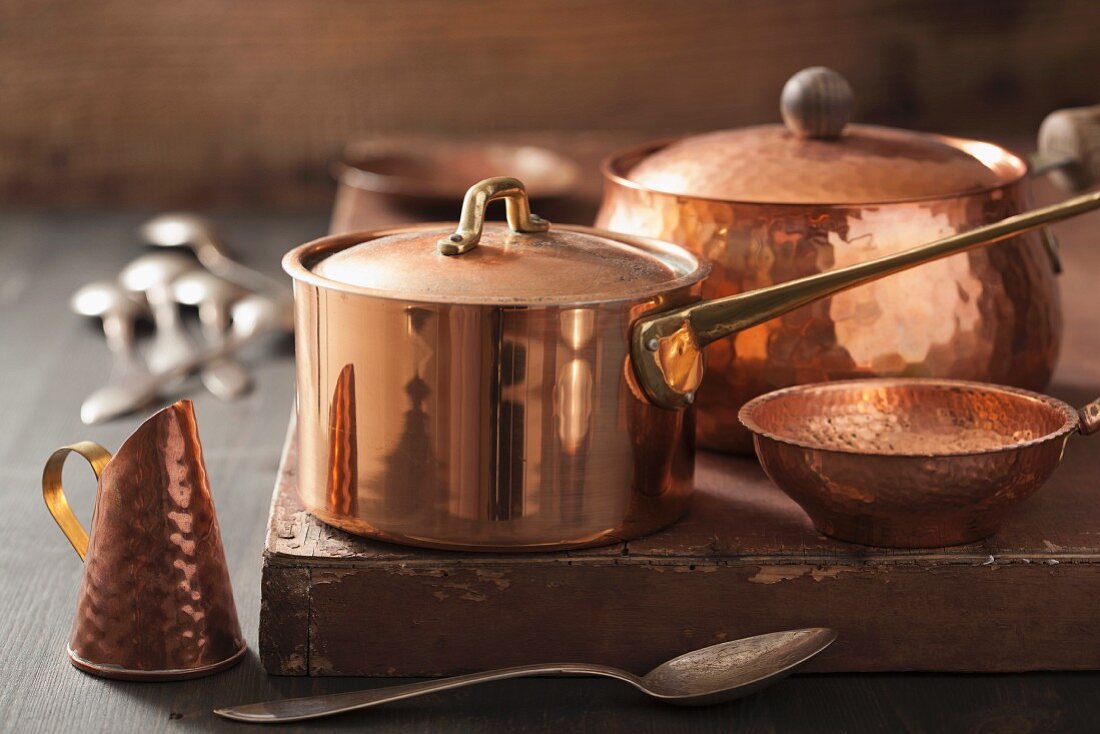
[284,177,1100,551]
[598,67,1100,454]
[740,379,1100,548]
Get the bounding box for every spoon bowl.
[71,281,145,319]
[638,627,836,704]
[140,213,222,253]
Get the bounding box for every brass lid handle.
[780,67,853,140]
[438,177,550,256]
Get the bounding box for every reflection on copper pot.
[42,400,245,680]
[326,364,358,517]
[740,379,1100,548]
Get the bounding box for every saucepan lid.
[289,177,708,305]
[619,67,1026,205]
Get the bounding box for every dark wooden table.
[2,203,1100,733]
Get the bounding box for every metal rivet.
[449,234,463,243]
[645,338,659,351]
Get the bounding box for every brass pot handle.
[632,190,1100,410]
[1035,104,1100,192]
[437,177,550,256]
[42,441,113,561]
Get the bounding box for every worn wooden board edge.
[259,565,310,676]
[262,555,1100,677]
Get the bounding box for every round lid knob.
[780,67,853,139]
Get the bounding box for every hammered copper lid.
[624,67,1020,204]
[301,177,704,305]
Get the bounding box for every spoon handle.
[215,663,635,724]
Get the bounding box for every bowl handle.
[1079,399,1100,436]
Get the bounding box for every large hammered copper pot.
[597,67,1100,454]
[284,176,1100,552]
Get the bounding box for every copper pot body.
[286,230,701,551]
[597,142,1061,454]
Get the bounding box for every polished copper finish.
[596,67,1093,453]
[740,379,1100,548]
[288,178,706,550]
[42,400,245,680]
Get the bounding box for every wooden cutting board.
[260,407,1100,677]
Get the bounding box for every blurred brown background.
[2,0,1098,211]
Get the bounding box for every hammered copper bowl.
[739,378,1099,548]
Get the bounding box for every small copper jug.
[42,400,245,680]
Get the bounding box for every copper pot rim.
[332,139,581,201]
[283,223,712,307]
[600,127,1030,208]
[738,378,1079,459]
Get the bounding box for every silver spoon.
[171,269,253,400]
[214,628,836,724]
[80,294,280,425]
[141,213,294,326]
[118,252,198,375]
[71,281,148,383]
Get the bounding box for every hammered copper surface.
[739,379,1085,548]
[598,144,1061,453]
[61,401,245,679]
[286,217,703,550]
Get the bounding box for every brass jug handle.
[437,177,550,256]
[42,441,113,562]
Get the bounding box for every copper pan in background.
[284,176,1100,551]
[330,138,580,232]
[598,67,1100,454]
